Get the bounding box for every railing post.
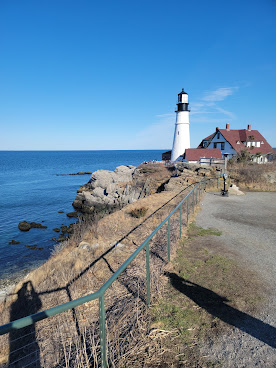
[146,241,150,306]
[193,189,194,214]
[179,205,182,238]
[187,197,189,225]
[168,218,171,262]
[99,294,107,368]
[199,182,201,199]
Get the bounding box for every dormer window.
[217,133,220,139]
[236,141,240,144]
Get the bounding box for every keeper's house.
[198,123,273,163]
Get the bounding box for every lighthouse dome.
[178,88,188,103]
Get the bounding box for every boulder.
[228,184,244,196]
[30,222,47,229]
[175,162,201,172]
[88,165,135,190]
[79,241,100,250]
[60,225,68,233]
[18,221,32,231]
[164,176,191,192]
[66,211,78,218]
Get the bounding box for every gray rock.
[79,241,100,250]
[263,172,276,184]
[175,162,201,172]
[228,184,245,196]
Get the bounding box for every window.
[221,142,225,150]
[217,133,220,139]
[214,142,217,148]
[203,141,207,147]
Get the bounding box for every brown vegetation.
[0,182,196,367]
[228,161,276,191]
[0,171,266,367]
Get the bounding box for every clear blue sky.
[1,0,275,150]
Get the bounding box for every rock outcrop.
[18,221,47,232]
[73,165,146,214]
[73,163,218,215]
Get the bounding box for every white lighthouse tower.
[171,88,190,161]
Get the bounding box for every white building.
[198,123,273,163]
[171,89,190,161]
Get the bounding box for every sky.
[0,0,276,150]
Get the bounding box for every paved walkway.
[196,192,276,368]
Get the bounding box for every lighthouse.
[171,88,190,161]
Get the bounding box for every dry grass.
[0,182,199,367]
[228,161,276,191]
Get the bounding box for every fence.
[0,175,223,367]
[199,158,225,166]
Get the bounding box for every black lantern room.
[176,88,190,112]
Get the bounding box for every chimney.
[226,123,230,131]
[247,124,251,131]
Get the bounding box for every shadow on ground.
[165,272,276,349]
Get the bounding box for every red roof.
[184,148,222,161]
[217,128,272,155]
[197,133,215,148]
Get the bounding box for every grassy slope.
[150,223,264,367]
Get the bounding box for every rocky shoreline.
[72,162,217,215]
[2,161,217,303]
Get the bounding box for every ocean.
[0,150,164,284]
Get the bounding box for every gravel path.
[196,192,276,368]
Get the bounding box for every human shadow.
[9,281,42,367]
[166,272,276,348]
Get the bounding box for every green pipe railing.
[0,175,223,367]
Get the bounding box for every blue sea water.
[0,150,163,283]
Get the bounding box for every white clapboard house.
[198,123,273,163]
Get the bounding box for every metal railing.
[0,176,223,367]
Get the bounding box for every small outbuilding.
[182,148,222,164]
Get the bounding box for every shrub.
[129,207,148,218]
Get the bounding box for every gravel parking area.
[196,192,276,368]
